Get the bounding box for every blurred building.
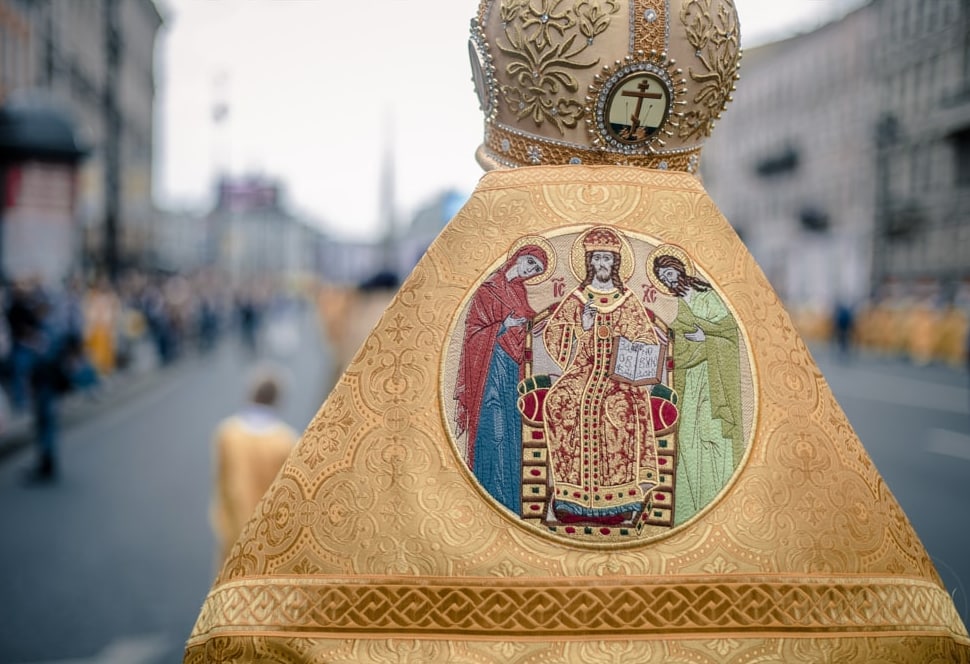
[702,4,879,309]
[703,0,970,308]
[0,2,30,101]
[872,0,970,296]
[317,239,386,287]
[0,0,163,277]
[315,189,469,288]
[398,189,467,275]
[206,176,324,285]
[149,207,210,274]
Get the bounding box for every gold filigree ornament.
[586,51,688,155]
[678,0,742,140]
[493,0,621,134]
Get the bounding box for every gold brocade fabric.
[185,166,970,662]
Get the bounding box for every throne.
[517,318,680,535]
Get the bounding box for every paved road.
[0,307,332,664]
[0,321,967,662]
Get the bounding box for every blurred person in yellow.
[936,302,969,367]
[210,366,297,568]
[902,278,938,365]
[908,301,940,366]
[185,0,970,661]
[863,279,907,356]
[865,300,898,355]
[82,276,120,376]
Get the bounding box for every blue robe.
[472,327,522,513]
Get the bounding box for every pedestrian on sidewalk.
[5,279,45,413]
[210,365,297,569]
[23,284,83,482]
[832,299,855,362]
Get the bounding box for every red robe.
[455,255,539,468]
[542,287,660,522]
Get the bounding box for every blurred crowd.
[5,263,966,479]
[0,268,297,478]
[792,278,970,368]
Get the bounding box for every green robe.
[669,289,743,525]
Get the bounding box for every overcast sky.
[153,0,866,240]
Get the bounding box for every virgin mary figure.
[454,239,552,513]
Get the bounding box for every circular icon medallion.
[442,227,756,546]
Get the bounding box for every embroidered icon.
[446,228,751,543]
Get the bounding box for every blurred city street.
[0,304,332,664]
[0,0,968,659]
[0,316,967,662]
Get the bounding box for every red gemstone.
[530,504,541,511]
[565,527,576,534]
[658,458,667,465]
[655,493,666,500]
[600,528,611,535]
[530,469,541,476]
[605,494,613,500]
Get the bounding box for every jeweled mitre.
[471,0,740,172]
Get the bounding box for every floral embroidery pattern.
[497,0,620,133]
[678,0,740,139]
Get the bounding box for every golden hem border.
[187,628,970,646]
[188,574,968,643]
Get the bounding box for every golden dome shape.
[470,0,741,173]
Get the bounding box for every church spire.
[378,112,397,276]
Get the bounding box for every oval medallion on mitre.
[443,226,756,546]
[605,72,671,144]
[589,57,686,154]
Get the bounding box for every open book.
[610,336,666,386]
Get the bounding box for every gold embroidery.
[187,167,970,660]
[632,0,668,54]
[495,0,621,134]
[483,123,702,170]
[187,575,966,639]
[678,0,741,139]
[186,636,970,663]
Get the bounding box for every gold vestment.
[185,0,968,659]
[185,166,970,662]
